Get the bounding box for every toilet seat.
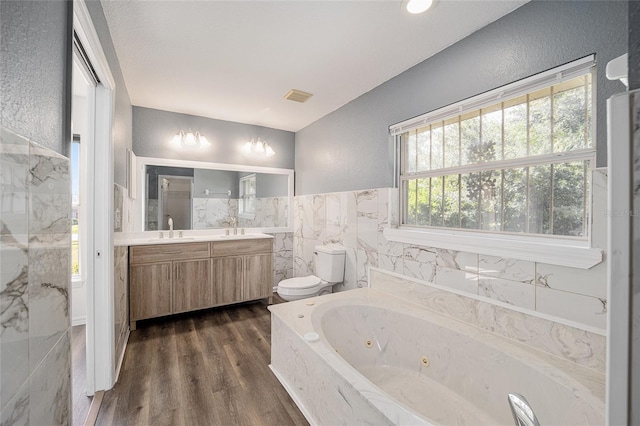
[277,275,334,301]
[278,275,321,290]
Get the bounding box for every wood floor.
[95,298,308,426]
[72,324,92,426]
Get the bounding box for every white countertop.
[114,232,273,246]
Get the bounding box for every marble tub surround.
[294,177,608,330]
[370,268,606,373]
[1,127,72,424]
[269,287,604,425]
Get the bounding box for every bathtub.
[269,288,605,425]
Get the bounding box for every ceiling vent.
[284,89,313,103]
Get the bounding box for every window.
[239,174,256,218]
[396,59,594,239]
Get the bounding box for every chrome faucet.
[168,216,174,239]
[507,393,540,426]
[230,216,237,235]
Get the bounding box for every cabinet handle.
[162,250,182,254]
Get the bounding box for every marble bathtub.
[269,288,605,425]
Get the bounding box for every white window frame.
[386,55,602,269]
[238,173,256,219]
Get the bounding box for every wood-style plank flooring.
[96,298,308,426]
[72,324,92,426]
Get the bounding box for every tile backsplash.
[293,169,608,331]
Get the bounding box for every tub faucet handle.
[507,393,540,426]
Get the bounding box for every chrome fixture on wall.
[170,129,211,148]
[244,138,275,157]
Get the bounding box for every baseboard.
[84,390,104,426]
[72,316,87,326]
[114,327,130,383]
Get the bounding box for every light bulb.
[244,140,254,152]
[255,140,265,153]
[265,144,275,157]
[196,132,210,147]
[184,131,196,146]
[170,131,183,147]
[407,0,432,14]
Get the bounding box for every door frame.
[73,0,116,395]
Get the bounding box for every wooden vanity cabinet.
[129,238,273,329]
[210,239,273,305]
[129,262,172,322]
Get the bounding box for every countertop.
[114,232,273,246]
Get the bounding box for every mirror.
[135,157,293,232]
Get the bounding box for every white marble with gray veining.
[293,186,608,330]
[1,128,30,410]
[270,283,604,425]
[1,127,71,425]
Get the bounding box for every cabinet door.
[130,262,172,321]
[244,253,273,301]
[212,256,243,305]
[173,259,211,314]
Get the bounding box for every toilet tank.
[314,245,346,283]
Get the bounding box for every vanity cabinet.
[130,262,172,322]
[211,239,273,306]
[129,238,272,329]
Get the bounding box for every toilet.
[277,244,346,301]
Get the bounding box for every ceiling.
[101,0,528,132]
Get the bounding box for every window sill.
[72,276,84,288]
[383,227,603,269]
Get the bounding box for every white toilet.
[277,244,346,301]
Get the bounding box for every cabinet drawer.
[211,238,272,257]
[130,242,210,264]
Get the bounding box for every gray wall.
[631,0,640,91]
[194,169,240,199]
[295,0,628,195]
[86,0,133,189]
[133,106,295,169]
[629,1,640,424]
[1,1,69,154]
[257,173,289,198]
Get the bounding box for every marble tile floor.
[95,296,308,426]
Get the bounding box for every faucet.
[167,216,174,239]
[507,393,540,426]
[230,216,237,235]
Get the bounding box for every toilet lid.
[279,275,321,289]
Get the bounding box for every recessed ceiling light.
[284,89,313,103]
[407,0,433,14]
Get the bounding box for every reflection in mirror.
[143,164,290,231]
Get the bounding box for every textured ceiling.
[101,0,528,132]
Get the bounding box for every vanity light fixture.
[244,138,275,157]
[170,129,211,148]
[406,0,433,14]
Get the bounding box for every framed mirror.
[133,157,294,232]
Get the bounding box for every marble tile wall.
[269,232,293,288]
[293,170,608,331]
[1,127,71,425]
[192,196,288,229]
